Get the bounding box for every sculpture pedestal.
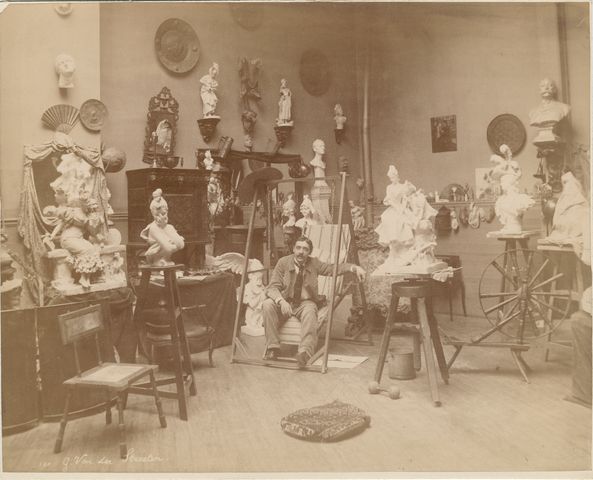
[311,185,332,224]
[46,244,127,296]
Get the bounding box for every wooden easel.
[230,172,371,373]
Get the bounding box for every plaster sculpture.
[212,252,266,336]
[295,195,322,234]
[349,200,365,231]
[529,78,571,146]
[140,189,185,266]
[55,53,75,89]
[200,62,220,118]
[203,150,214,170]
[334,104,347,130]
[277,78,294,127]
[373,165,445,275]
[540,171,590,248]
[282,192,297,228]
[310,139,328,186]
[207,174,225,219]
[488,144,535,234]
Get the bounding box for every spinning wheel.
[478,249,571,343]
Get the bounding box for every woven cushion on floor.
[280,400,370,442]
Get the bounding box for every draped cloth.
[17,133,109,286]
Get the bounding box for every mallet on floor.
[368,381,400,400]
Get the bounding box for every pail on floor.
[388,349,416,380]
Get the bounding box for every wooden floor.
[2,312,591,474]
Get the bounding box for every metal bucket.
[388,349,416,380]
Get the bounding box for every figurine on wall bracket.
[197,62,221,143]
[140,189,185,266]
[334,103,347,144]
[487,144,535,235]
[274,78,294,148]
[55,53,75,89]
[239,57,263,151]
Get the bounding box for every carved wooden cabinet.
[126,168,209,270]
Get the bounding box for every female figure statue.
[374,165,416,268]
[489,144,534,234]
[276,78,293,126]
[43,187,103,288]
[140,189,185,266]
[200,62,220,118]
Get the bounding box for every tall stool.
[374,279,449,407]
[131,264,196,421]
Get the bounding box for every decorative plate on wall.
[486,114,526,155]
[155,18,200,74]
[299,49,331,96]
[79,99,108,132]
[230,4,264,31]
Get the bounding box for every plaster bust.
[55,53,76,89]
[334,104,347,130]
[529,78,571,127]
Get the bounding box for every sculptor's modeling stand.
[444,231,541,383]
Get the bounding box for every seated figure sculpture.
[140,189,185,266]
[488,144,535,234]
[373,165,445,275]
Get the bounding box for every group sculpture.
[373,165,444,275]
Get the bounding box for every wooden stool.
[131,265,196,421]
[374,279,449,406]
[537,244,586,361]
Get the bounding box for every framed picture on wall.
[430,115,457,153]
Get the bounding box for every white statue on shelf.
[540,171,590,248]
[349,200,365,231]
[373,165,445,275]
[529,78,571,145]
[282,192,297,228]
[140,189,185,266]
[489,144,535,234]
[200,62,220,118]
[203,150,214,170]
[211,252,266,336]
[334,104,347,130]
[55,53,75,89]
[295,195,322,234]
[276,78,293,127]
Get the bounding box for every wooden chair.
[53,304,166,459]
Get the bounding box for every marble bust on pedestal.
[529,78,571,146]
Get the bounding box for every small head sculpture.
[150,189,169,227]
[334,104,343,116]
[54,53,75,89]
[539,78,557,100]
[209,62,219,79]
[312,139,326,155]
[280,78,287,89]
[387,165,399,182]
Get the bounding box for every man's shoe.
[296,351,310,369]
[263,348,280,360]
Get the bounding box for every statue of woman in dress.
[140,189,185,266]
[374,165,416,269]
[200,62,220,118]
[276,78,293,126]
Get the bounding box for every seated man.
[262,236,366,368]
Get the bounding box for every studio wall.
[99,2,364,227]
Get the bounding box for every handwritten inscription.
[51,450,164,471]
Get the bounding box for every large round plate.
[155,18,200,74]
[487,114,526,155]
[300,49,331,96]
[80,99,108,132]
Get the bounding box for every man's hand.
[351,265,366,282]
[279,298,293,316]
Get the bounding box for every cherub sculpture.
[140,189,185,266]
[488,144,534,234]
[211,252,266,336]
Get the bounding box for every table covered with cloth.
[146,271,238,350]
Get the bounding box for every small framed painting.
[431,115,457,153]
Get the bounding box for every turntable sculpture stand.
[444,231,540,383]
